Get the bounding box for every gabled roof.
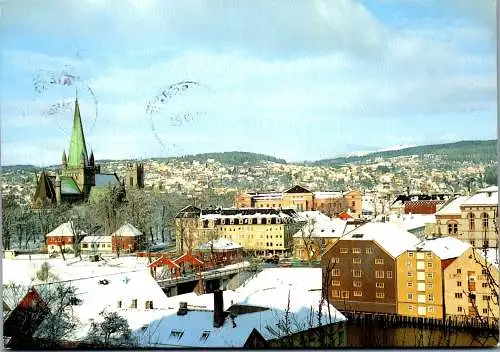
[46,221,77,237]
[412,236,470,260]
[435,196,468,216]
[174,253,204,266]
[197,239,243,251]
[149,256,180,269]
[111,223,142,237]
[47,175,82,195]
[339,222,420,258]
[293,218,347,238]
[67,99,88,168]
[284,185,311,194]
[462,188,498,206]
[80,235,112,244]
[175,205,201,218]
[33,171,56,203]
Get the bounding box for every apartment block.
[321,222,420,314]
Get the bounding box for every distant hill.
[161,151,287,165]
[313,140,497,166]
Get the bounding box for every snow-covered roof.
[34,269,170,342]
[313,191,343,199]
[340,222,420,258]
[297,211,331,223]
[46,221,77,237]
[134,268,346,348]
[112,223,143,237]
[462,189,499,206]
[197,239,243,251]
[412,237,470,260]
[475,248,500,268]
[293,218,347,238]
[436,196,469,215]
[80,235,112,244]
[381,213,436,231]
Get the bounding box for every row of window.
[406,293,434,302]
[408,305,434,313]
[467,212,492,231]
[203,217,286,227]
[332,280,385,288]
[456,268,489,275]
[332,269,393,278]
[407,261,434,269]
[407,272,434,278]
[332,291,385,299]
[117,299,153,309]
[81,243,111,249]
[222,226,283,231]
[331,257,384,265]
[407,281,433,288]
[339,248,374,254]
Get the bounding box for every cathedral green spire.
[67,98,88,168]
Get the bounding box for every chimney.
[213,290,225,328]
[177,302,188,316]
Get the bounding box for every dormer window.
[200,331,210,341]
[170,330,184,340]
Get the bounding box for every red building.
[45,221,77,253]
[111,223,145,253]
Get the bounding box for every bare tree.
[85,309,136,348]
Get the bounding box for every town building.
[80,235,113,253]
[45,221,83,253]
[32,98,144,207]
[235,186,362,218]
[292,212,350,261]
[174,206,305,255]
[396,237,470,319]
[111,223,145,253]
[389,194,455,215]
[321,222,420,314]
[433,186,498,248]
[443,247,499,320]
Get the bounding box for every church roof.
[94,173,121,187]
[67,99,88,168]
[33,171,56,203]
[284,185,312,194]
[47,176,82,195]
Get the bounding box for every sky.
[0,0,497,166]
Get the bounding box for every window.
[408,293,413,301]
[408,272,413,277]
[407,281,413,287]
[426,252,432,258]
[353,291,362,297]
[333,269,341,276]
[482,268,488,275]
[457,281,462,287]
[408,252,414,257]
[428,282,433,289]
[376,292,385,299]
[353,258,361,264]
[375,270,384,279]
[333,280,341,286]
[482,282,488,288]
[333,290,341,298]
[482,213,489,230]
[131,299,138,308]
[170,330,184,339]
[82,244,88,248]
[341,291,349,299]
[375,258,384,265]
[407,261,412,268]
[332,257,340,264]
[366,248,373,254]
[470,240,475,247]
[455,293,463,298]
[457,269,462,274]
[483,308,489,314]
[427,273,433,279]
[457,306,463,312]
[427,306,434,313]
[200,331,210,341]
[448,222,458,235]
[107,243,111,248]
[376,282,384,288]
[353,281,362,287]
[352,248,361,254]
[468,213,475,231]
[117,300,122,308]
[427,262,433,269]
[340,248,348,254]
[409,305,413,311]
[428,294,434,302]
[483,295,491,301]
[352,270,362,277]
[145,301,153,309]
[386,271,393,278]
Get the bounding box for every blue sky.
[1,0,497,165]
